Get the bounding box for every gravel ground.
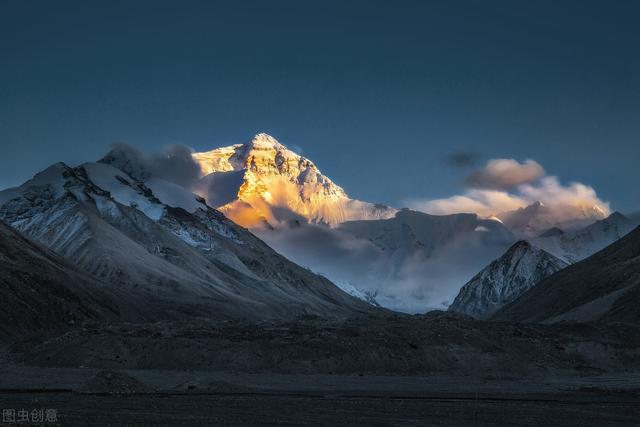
[1,314,639,425]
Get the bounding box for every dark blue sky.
[1,0,639,211]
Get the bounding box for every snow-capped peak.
[194,133,327,182]
[192,133,396,227]
[248,132,288,150]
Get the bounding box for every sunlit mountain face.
[191,133,397,228]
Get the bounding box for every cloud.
[446,152,480,168]
[104,143,202,188]
[150,144,202,188]
[413,190,526,217]
[515,176,609,223]
[255,220,510,313]
[465,158,545,190]
[406,158,610,231]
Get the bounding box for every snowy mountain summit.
[448,240,568,318]
[192,133,397,227]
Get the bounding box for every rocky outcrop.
[449,241,567,318]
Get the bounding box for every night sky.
[1,0,639,211]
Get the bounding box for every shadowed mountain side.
[493,227,640,324]
[0,221,144,339]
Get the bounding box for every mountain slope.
[0,220,142,338]
[493,226,640,324]
[448,241,567,319]
[532,212,637,264]
[191,133,397,227]
[0,162,375,320]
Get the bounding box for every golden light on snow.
[191,133,397,228]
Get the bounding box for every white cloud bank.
[407,158,610,226]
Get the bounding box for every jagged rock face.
[192,133,396,227]
[0,161,375,320]
[448,241,567,319]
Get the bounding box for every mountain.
[493,226,640,324]
[497,201,607,237]
[448,241,568,319]
[191,133,397,227]
[0,162,375,320]
[531,212,637,264]
[94,134,623,314]
[0,220,141,338]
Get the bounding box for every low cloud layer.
[465,159,545,190]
